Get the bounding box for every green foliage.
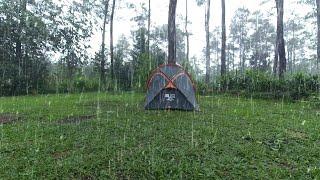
[308,95,320,108]
[289,73,320,100]
[0,0,51,96]
[51,78,100,94]
[0,62,19,96]
[196,79,216,95]
[210,70,320,101]
[74,77,100,93]
[0,0,93,96]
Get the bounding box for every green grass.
[0,92,320,179]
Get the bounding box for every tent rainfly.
[144,64,199,110]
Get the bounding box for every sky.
[87,0,312,65]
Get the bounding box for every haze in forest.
[88,0,312,70]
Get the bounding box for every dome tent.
[145,63,199,110]
[144,0,199,111]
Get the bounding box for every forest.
[1,0,320,179]
[0,0,319,99]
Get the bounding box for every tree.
[185,0,190,63]
[110,0,116,83]
[275,0,286,79]
[284,15,305,74]
[16,0,27,93]
[130,5,149,90]
[317,0,320,71]
[210,27,221,78]
[226,35,236,72]
[298,0,319,73]
[147,0,151,60]
[100,0,110,88]
[150,24,185,64]
[205,0,211,83]
[168,0,177,64]
[196,0,211,82]
[249,11,276,72]
[114,35,130,90]
[0,0,60,95]
[221,0,227,77]
[57,1,94,91]
[230,8,250,73]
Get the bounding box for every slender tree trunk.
[239,28,245,73]
[254,14,259,69]
[226,44,230,72]
[168,0,177,64]
[147,0,151,61]
[273,42,278,76]
[276,0,286,79]
[101,0,110,88]
[16,0,27,94]
[242,45,246,73]
[239,36,243,73]
[24,47,29,94]
[110,0,115,82]
[205,0,211,84]
[287,48,291,74]
[221,0,226,77]
[185,0,190,63]
[293,21,296,73]
[316,0,320,71]
[232,41,235,71]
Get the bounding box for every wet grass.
[0,114,22,124]
[0,92,320,179]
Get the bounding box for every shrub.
[74,78,86,92]
[206,71,320,101]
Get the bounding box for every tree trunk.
[276,0,286,79]
[205,0,211,84]
[287,47,291,74]
[147,0,151,61]
[110,0,115,82]
[241,36,246,73]
[15,0,27,94]
[185,0,189,63]
[293,22,296,73]
[316,0,320,71]
[239,37,243,73]
[254,14,259,69]
[232,41,235,71]
[220,0,226,77]
[239,28,245,73]
[273,42,278,76]
[168,0,177,64]
[101,0,110,87]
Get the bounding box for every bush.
[196,79,217,95]
[204,70,320,101]
[288,73,320,100]
[74,78,100,93]
[74,78,86,92]
[308,95,320,109]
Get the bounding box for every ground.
[0,92,319,179]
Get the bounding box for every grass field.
[0,92,320,179]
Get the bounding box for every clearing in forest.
[0,93,319,179]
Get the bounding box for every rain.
[1,0,320,179]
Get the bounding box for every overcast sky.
[88,0,313,63]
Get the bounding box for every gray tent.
[145,64,199,111]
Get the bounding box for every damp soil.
[0,114,22,124]
[56,115,96,124]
